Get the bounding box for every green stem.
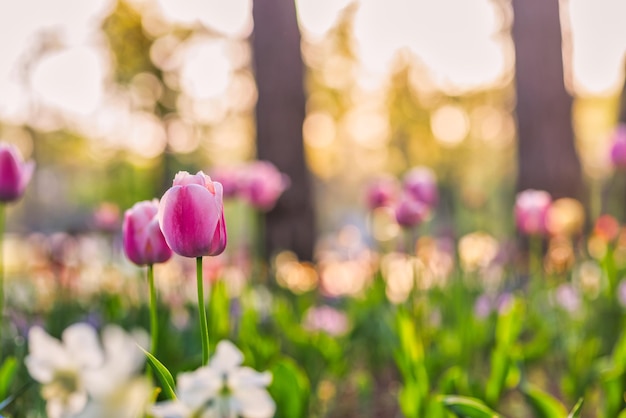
[196,257,210,365]
[147,264,158,356]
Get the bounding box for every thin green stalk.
[196,257,210,365]
[147,264,158,356]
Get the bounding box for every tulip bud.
[514,189,551,236]
[365,175,398,210]
[0,143,35,203]
[158,171,227,258]
[123,200,172,266]
[394,194,428,228]
[239,161,290,211]
[403,167,438,208]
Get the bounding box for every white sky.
[0,0,624,130]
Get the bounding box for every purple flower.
[555,284,581,313]
[0,143,35,203]
[610,125,626,169]
[365,175,398,210]
[238,161,290,211]
[514,189,551,236]
[158,171,227,258]
[618,280,626,308]
[123,199,172,266]
[403,167,438,208]
[394,194,428,228]
[303,306,349,336]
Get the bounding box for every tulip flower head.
[365,175,398,210]
[0,143,35,203]
[610,124,626,169]
[403,167,438,208]
[514,189,551,236]
[123,199,172,266]
[239,161,290,211]
[395,194,428,228]
[159,171,227,258]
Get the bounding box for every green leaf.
[139,346,177,400]
[567,398,583,418]
[0,357,17,400]
[521,384,567,418]
[268,357,310,418]
[440,395,503,418]
[617,408,626,418]
[0,382,32,412]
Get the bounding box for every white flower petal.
[210,340,243,374]
[25,327,72,383]
[151,400,192,418]
[177,367,220,409]
[233,387,276,418]
[62,323,104,369]
[228,368,272,390]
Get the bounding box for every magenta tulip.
[239,161,290,211]
[158,171,227,258]
[395,194,428,228]
[515,189,551,236]
[123,200,172,266]
[0,143,35,203]
[365,175,398,210]
[610,125,626,169]
[403,167,438,208]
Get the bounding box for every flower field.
[1,141,626,418]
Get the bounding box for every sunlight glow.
[31,47,105,116]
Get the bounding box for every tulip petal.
[159,184,221,258]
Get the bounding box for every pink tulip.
[0,143,35,203]
[123,200,172,266]
[610,125,626,169]
[515,189,551,236]
[239,161,290,211]
[209,166,241,199]
[158,171,227,258]
[403,167,438,208]
[365,175,398,210]
[395,194,428,228]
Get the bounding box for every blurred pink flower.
[158,171,227,258]
[239,161,290,211]
[403,167,438,208]
[514,189,551,236]
[123,200,172,266]
[610,125,626,169]
[394,194,428,228]
[554,284,581,313]
[92,202,121,232]
[303,306,349,336]
[209,166,241,199]
[0,143,35,203]
[365,175,398,210]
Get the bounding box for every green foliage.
[440,395,502,418]
[140,347,177,400]
[268,357,310,418]
[102,1,158,84]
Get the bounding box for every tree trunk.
[512,0,583,199]
[251,0,315,261]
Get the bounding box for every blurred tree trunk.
[512,0,583,199]
[251,0,315,261]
